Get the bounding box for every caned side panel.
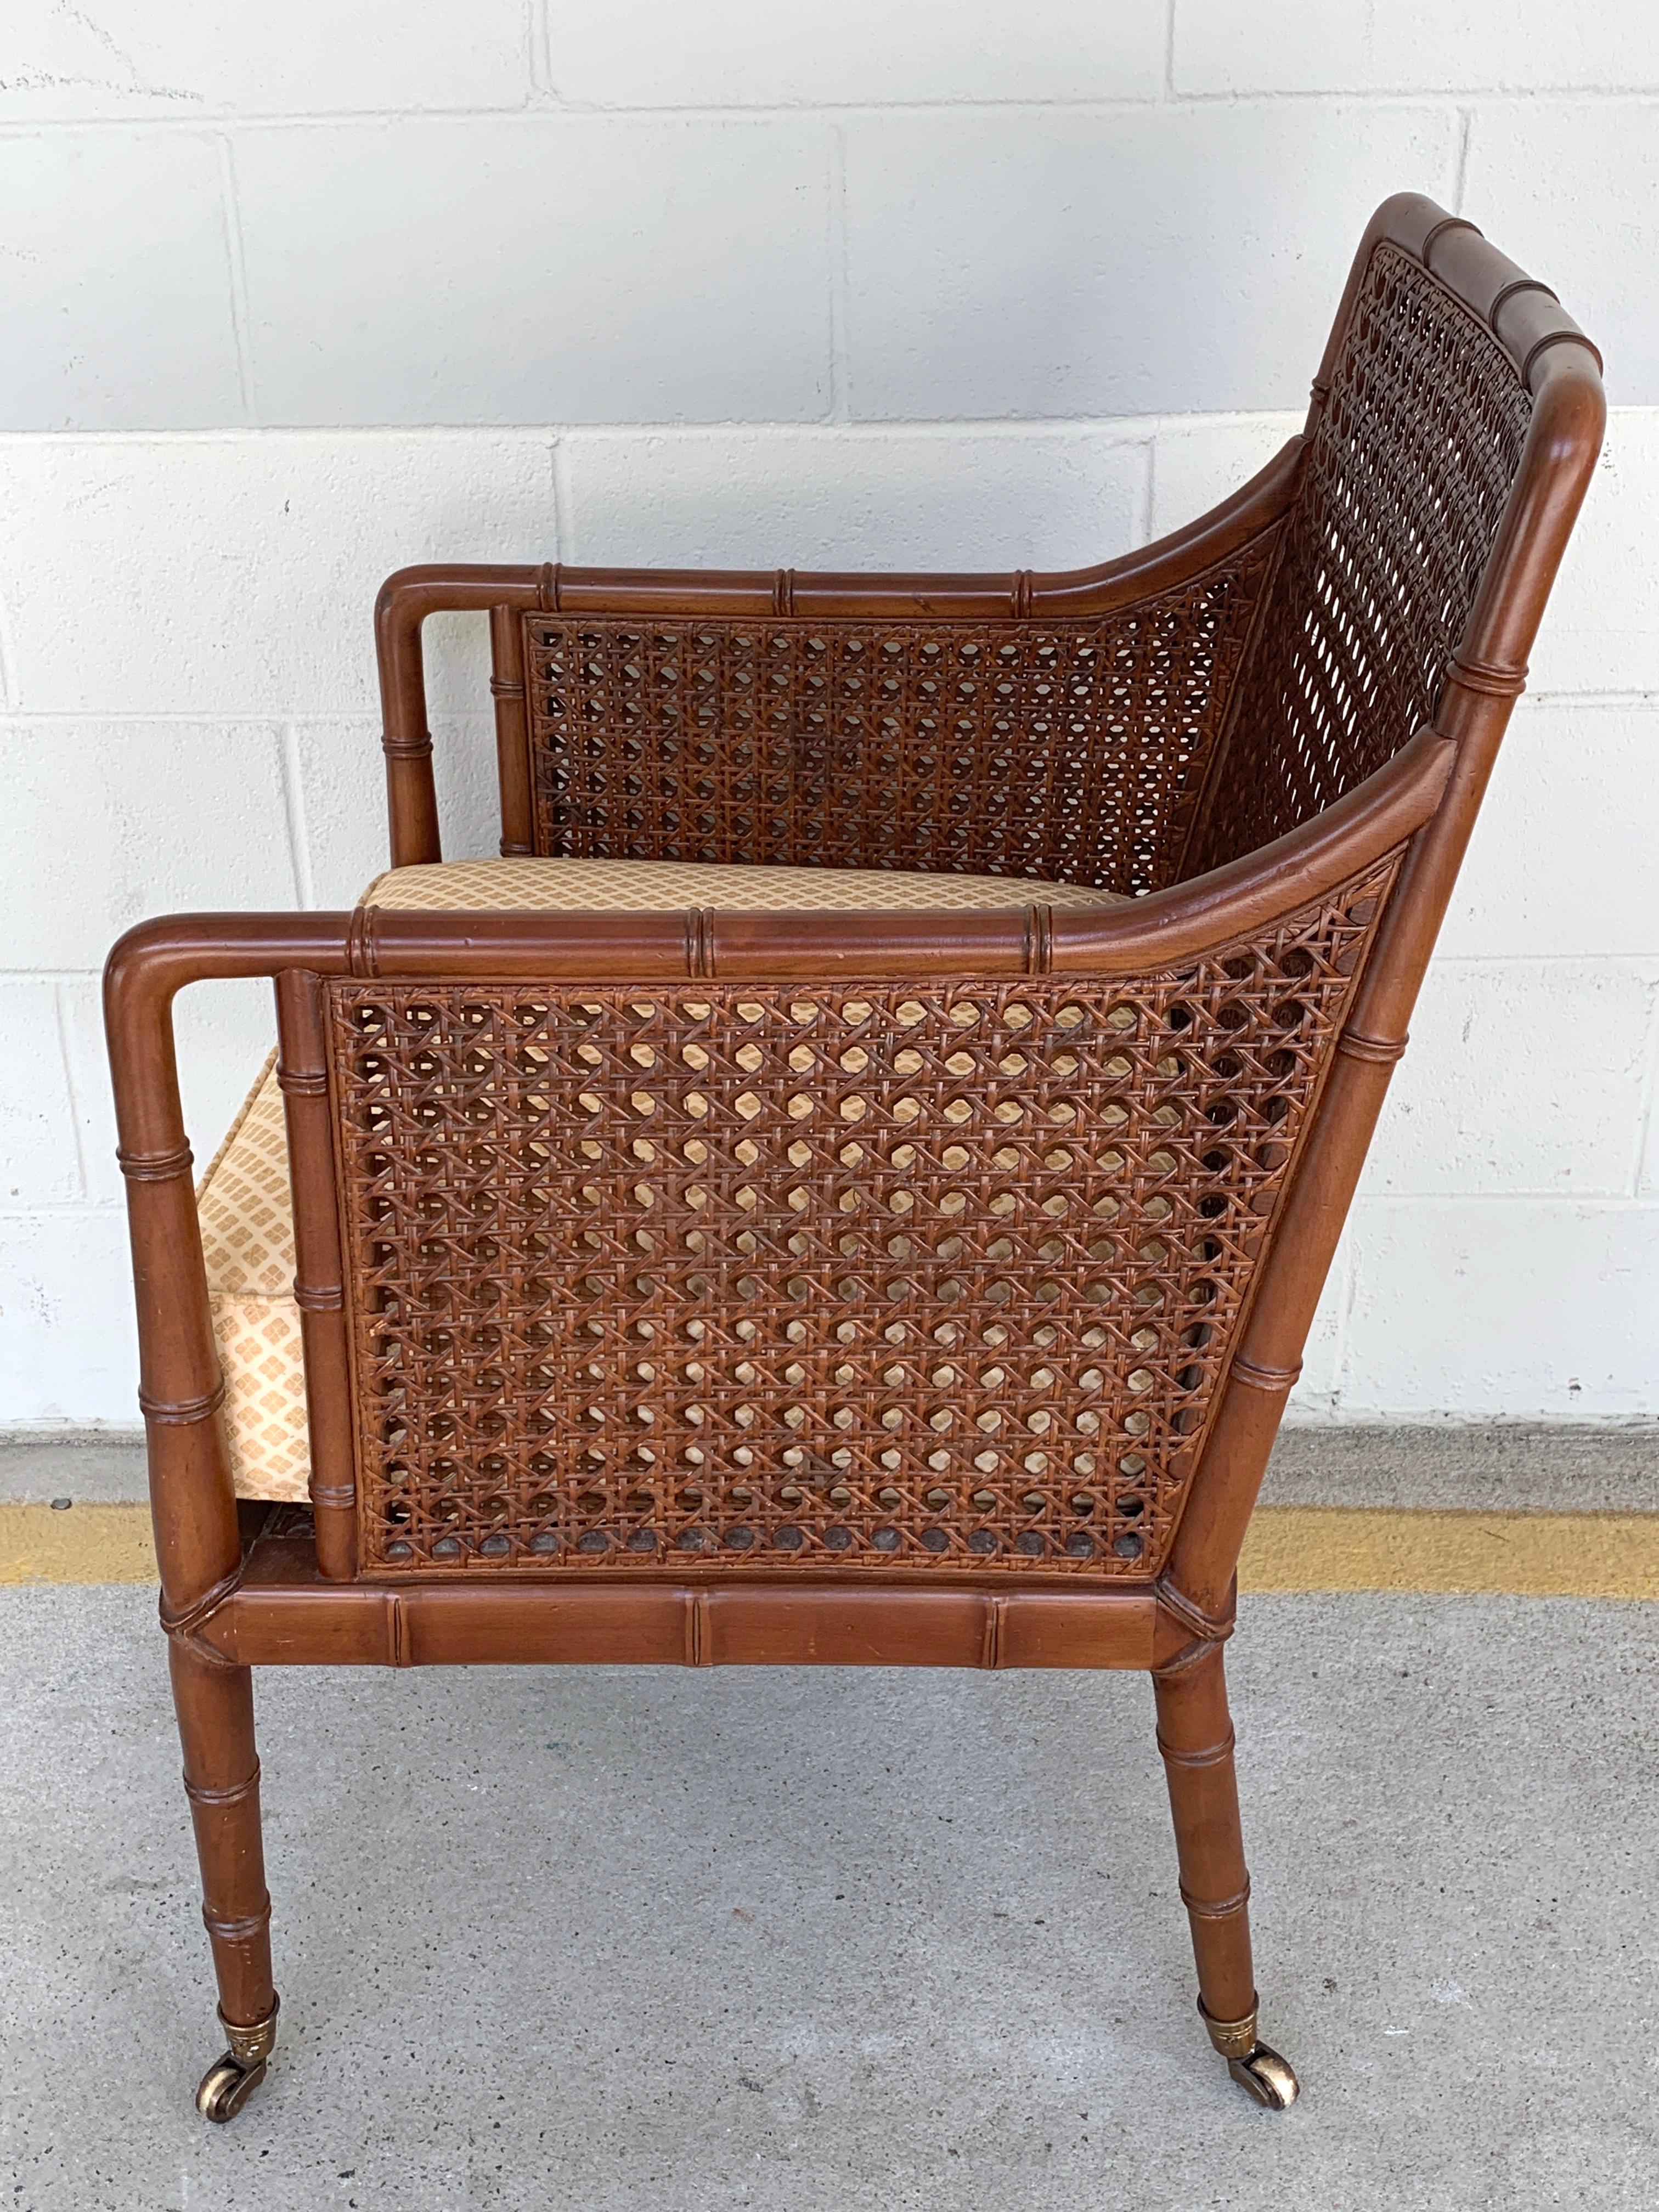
[325,862,1396,1577]
[523,544,1274,896]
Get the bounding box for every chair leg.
[1152,1641,1298,2108]
[168,1640,280,2121]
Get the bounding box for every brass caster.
[1198,1994,1299,2111]
[196,2052,267,2123]
[1227,2044,1300,2109]
[195,1997,278,2123]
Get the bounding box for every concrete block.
[1338,1199,1658,1420]
[1640,1058,1659,1199]
[1364,960,1657,1198]
[57,972,280,1211]
[1147,412,1301,539]
[0,721,296,970]
[0,0,531,119]
[1442,702,1659,961]
[0,984,82,1206]
[0,433,556,716]
[293,716,504,909]
[235,118,832,426]
[1527,413,1659,696]
[1287,1242,1350,1419]
[0,1210,138,1425]
[843,105,1458,420]
[1463,101,1659,409]
[559,426,1148,570]
[0,130,239,430]
[546,0,1164,106]
[1173,2,1659,95]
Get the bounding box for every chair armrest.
[375,442,1305,882]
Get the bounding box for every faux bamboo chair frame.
[106,195,1604,2121]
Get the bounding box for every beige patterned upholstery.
[196,1054,308,1499]
[362,855,1130,914]
[202,856,1128,1500]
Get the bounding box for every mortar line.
[2,89,1657,129]
[278,724,316,906]
[1451,106,1473,212]
[827,122,851,426]
[1329,1238,1359,1417]
[0,585,18,714]
[0,1203,126,1220]
[551,435,575,562]
[1629,980,1659,1197]
[215,133,258,426]
[1138,433,1158,543]
[529,0,556,103]
[0,711,499,730]
[1345,1193,1659,1213]
[51,982,93,1204]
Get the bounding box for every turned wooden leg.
[168,1640,279,2121]
[1152,1641,1297,2108]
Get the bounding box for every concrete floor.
[2,1582,1656,2210]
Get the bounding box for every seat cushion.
[201,854,1128,1499]
[198,1052,308,1499]
[361,855,1128,913]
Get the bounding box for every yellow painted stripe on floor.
[1240,1507,1659,1599]
[0,1502,157,1585]
[2,1502,1657,1598]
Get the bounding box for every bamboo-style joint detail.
[139,1380,226,1425]
[1023,902,1053,975]
[1181,1880,1252,1920]
[1155,1578,1238,1650]
[1421,213,1481,260]
[159,1566,244,1642]
[685,909,716,979]
[1229,1356,1303,1393]
[1157,1729,1238,1770]
[346,909,378,978]
[1448,649,1528,697]
[1339,1027,1409,1064]
[202,1902,272,1945]
[118,1142,194,1182]
[184,1765,262,1810]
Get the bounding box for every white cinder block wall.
[1,3,1655,1426]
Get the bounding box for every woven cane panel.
[1186,242,1533,874]
[524,548,1273,901]
[325,864,1395,1577]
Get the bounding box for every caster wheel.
[1227,2044,1299,2110]
[196,2051,268,2123]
